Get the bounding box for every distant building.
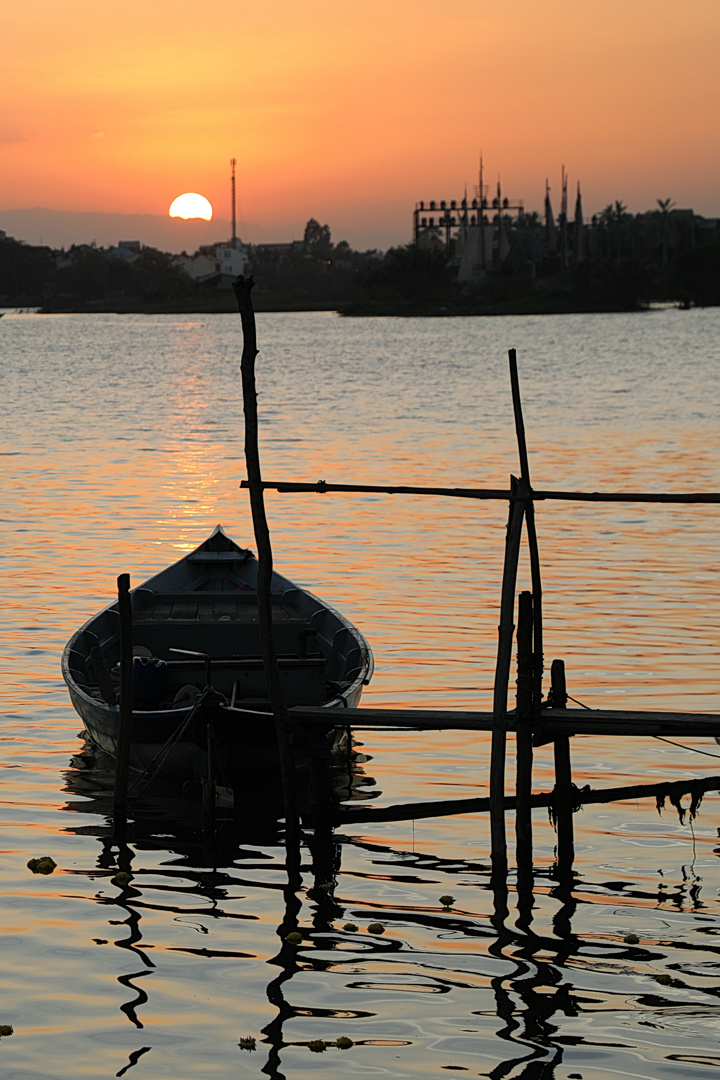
[174,241,249,290]
[106,241,143,264]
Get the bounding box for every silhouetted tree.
[303,219,332,259]
[357,243,456,308]
[0,235,56,303]
[668,238,720,306]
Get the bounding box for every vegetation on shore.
[1,205,718,316]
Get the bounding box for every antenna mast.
[230,158,237,249]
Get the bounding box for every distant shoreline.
[37,293,697,317]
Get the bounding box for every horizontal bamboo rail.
[337,772,720,825]
[242,479,720,504]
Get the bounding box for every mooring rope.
[654,735,720,760]
[127,695,205,803]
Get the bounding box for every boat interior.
[67,590,365,711]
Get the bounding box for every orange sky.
[2,0,719,249]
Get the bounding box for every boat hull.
[62,527,373,785]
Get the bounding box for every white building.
[174,242,249,290]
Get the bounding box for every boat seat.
[162,656,325,670]
[229,658,328,707]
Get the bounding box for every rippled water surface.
[1,308,720,1078]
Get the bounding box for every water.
[1,307,719,1078]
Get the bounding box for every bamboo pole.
[508,348,544,712]
[233,275,300,848]
[242,479,720,505]
[490,476,527,875]
[515,591,534,866]
[339,773,720,825]
[549,659,574,867]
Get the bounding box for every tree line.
[1,204,718,314]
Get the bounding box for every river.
[1,306,719,1078]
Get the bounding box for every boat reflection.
[60,746,379,1077]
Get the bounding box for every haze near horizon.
[2,0,719,251]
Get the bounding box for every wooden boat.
[62,526,373,785]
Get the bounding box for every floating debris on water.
[27,856,56,875]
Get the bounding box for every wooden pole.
[549,659,574,868]
[243,479,720,505]
[233,275,299,848]
[338,772,720,824]
[508,348,544,710]
[113,573,133,827]
[515,591,534,868]
[490,476,526,876]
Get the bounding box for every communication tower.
[230,158,237,249]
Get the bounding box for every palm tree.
[656,198,676,265]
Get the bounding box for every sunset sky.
[3,0,719,249]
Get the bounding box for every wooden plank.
[169,601,198,620]
[289,705,720,736]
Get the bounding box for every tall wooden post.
[233,275,300,855]
[113,573,133,829]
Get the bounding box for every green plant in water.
[439,895,455,908]
[308,1039,327,1052]
[285,932,302,945]
[367,922,385,934]
[655,973,672,985]
[238,1037,256,1051]
[111,871,131,887]
[343,923,358,932]
[624,933,639,944]
[0,1026,14,1037]
[335,1036,353,1049]
[27,857,56,875]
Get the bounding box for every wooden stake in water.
[490,476,526,876]
[508,347,544,710]
[232,275,300,848]
[550,659,574,869]
[515,590,534,867]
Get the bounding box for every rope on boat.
[127,696,205,803]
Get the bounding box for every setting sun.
[169,193,213,221]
